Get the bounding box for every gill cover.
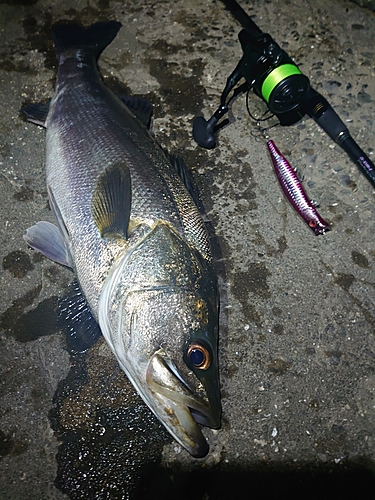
[99,222,220,456]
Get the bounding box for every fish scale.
[47,57,209,310]
[23,20,220,457]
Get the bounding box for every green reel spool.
[261,64,303,102]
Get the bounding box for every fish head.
[141,287,220,457]
[99,224,220,457]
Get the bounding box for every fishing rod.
[193,0,375,189]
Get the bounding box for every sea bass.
[23,21,220,457]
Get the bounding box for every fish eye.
[187,342,211,370]
[309,220,317,228]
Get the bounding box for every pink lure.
[267,140,330,235]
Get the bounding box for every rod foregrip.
[306,89,375,188]
[306,90,347,142]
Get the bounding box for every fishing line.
[245,88,274,123]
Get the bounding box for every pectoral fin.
[91,163,131,240]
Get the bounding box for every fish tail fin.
[52,21,122,58]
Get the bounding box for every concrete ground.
[1,0,375,498]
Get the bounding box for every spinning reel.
[193,0,375,188]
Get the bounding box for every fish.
[266,139,330,235]
[22,21,220,457]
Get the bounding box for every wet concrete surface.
[1,0,375,498]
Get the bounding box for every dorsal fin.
[119,95,153,129]
[162,149,203,210]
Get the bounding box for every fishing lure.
[267,139,330,235]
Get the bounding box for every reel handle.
[192,105,228,149]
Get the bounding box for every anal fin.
[21,101,50,127]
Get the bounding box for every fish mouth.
[145,349,220,458]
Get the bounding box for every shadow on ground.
[135,459,375,500]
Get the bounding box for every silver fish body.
[23,22,220,457]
